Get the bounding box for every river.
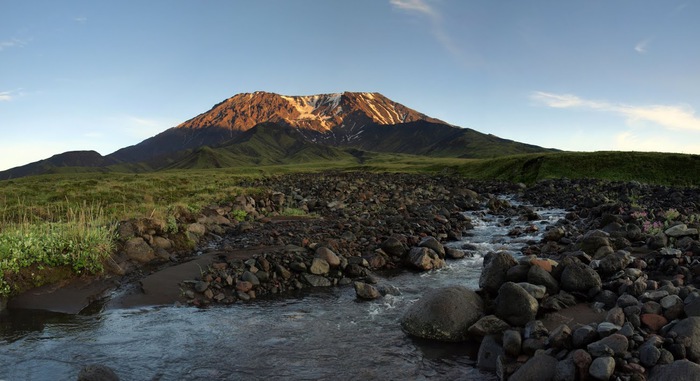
[0,203,565,380]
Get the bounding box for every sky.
[1,0,699,171]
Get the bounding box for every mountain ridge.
[0,91,556,180]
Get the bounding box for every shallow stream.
[0,203,565,380]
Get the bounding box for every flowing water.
[0,203,565,381]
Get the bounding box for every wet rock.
[380,237,406,257]
[354,282,381,300]
[401,286,484,342]
[418,236,445,259]
[495,282,538,326]
[406,247,445,271]
[77,364,120,381]
[444,247,466,259]
[479,251,517,295]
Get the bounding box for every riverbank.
[3,173,700,380]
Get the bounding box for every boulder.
[477,335,504,371]
[302,274,331,287]
[597,250,633,275]
[579,230,612,256]
[495,282,538,326]
[587,334,628,357]
[418,236,445,258]
[517,283,547,299]
[354,282,381,300]
[589,356,615,381]
[665,224,699,238]
[560,262,602,295]
[315,247,341,267]
[479,251,517,295]
[380,237,406,257]
[509,353,558,381]
[468,315,510,337]
[527,265,560,295]
[309,258,330,275]
[503,329,522,357]
[124,237,155,263]
[406,247,445,271]
[669,316,700,362]
[649,360,700,381]
[401,286,484,342]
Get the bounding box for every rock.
[400,286,484,342]
[290,261,307,272]
[444,247,466,259]
[541,291,577,311]
[597,250,633,275]
[315,247,341,267]
[548,324,572,349]
[554,358,576,381]
[151,236,172,250]
[605,306,625,327]
[527,265,560,295]
[503,329,522,357]
[665,224,699,238]
[587,334,628,357]
[560,262,602,295]
[380,237,406,257]
[660,294,682,310]
[573,325,598,348]
[309,258,330,275]
[194,281,210,293]
[580,230,612,256]
[241,271,260,286]
[187,223,206,236]
[648,360,700,381]
[506,264,530,283]
[302,274,331,287]
[572,349,593,377]
[684,295,700,317]
[275,264,292,279]
[477,335,504,371]
[588,356,615,381]
[418,236,445,258]
[641,313,668,332]
[468,315,510,337]
[508,353,557,381]
[235,281,253,293]
[597,322,621,337]
[639,343,661,367]
[669,316,700,362]
[124,237,155,263]
[495,282,538,326]
[77,364,120,381]
[406,247,445,271]
[354,282,381,300]
[517,282,547,299]
[479,251,517,295]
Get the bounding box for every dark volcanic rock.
[494,282,538,326]
[401,286,484,342]
[479,251,517,295]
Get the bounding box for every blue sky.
[1,0,699,171]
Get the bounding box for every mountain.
[0,91,556,180]
[0,151,118,180]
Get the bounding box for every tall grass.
[0,202,115,296]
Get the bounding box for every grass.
[1,150,698,298]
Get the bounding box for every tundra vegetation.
[0,151,698,297]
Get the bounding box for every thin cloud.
[531,91,700,132]
[0,38,28,52]
[390,0,471,65]
[74,16,88,24]
[634,39,649,54]
[0,91,13,102]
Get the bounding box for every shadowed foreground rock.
[77,364,119,381]
[401,285,484,342]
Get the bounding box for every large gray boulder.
[401,286,484,342]
[495,282,539,326]
[479,251,517,295]
[669,316,700,362]
[560,262,602,295]
[649,360,700,381]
